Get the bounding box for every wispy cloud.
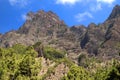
[56,0,80,5]
[9,0,29,7]
[75,12,93,22]
[22,14,32,21]
[97,0,115,4]
[90,3,102,12]
[22,14,27,20]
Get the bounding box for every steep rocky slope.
[80,5,120,60]
[0,5,120,62]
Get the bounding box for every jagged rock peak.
[70,25,86,34]
[71,25,86,28]
[17,10,66,34]
[107,4,120,20]
[35,10,60,21]
[88,23,97,29]
[25,10,62,23]
[26,11,35,20]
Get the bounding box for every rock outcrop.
[107,5,120,20]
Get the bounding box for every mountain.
[107,5,120,20]
[0,5,120,62]
[80,5,120,60]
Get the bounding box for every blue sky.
[0,0,120,34]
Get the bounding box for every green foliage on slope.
[0,44,41,80]
[0,43,120,80]
[62,65,92,80]
[63,59,120,80]
[43,46,66,61]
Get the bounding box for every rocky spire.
[107,5,120,20]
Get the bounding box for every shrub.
[43,46,66,60]
[62,65,92,80]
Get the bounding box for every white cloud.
[22,14,32,21]
[22,14,27,20]
[9,0,29,7]
[90,3,102,12]
[97,0,115,4]
[75,12,93,22]
[56,0,80,5]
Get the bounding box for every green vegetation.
[94,59,120,80]
[62,65,92,80]
[0,44,41,80]
[0,43,120,80]
[63,59,120,80]
[43,46,66,61]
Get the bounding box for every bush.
[0,44,41,80]
[62,65,92,80]
[43,46,66,60]
[12,44,27,54]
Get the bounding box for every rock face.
[107,5,120,20]
[80,23,106,55]
[0,33,2,38]
[99,7,120,59]
[0,5,120,60]
[0,10,67,47]
[80,5,120,60]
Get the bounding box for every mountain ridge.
[0,5,120,62]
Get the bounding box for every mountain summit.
[107,5,120,20]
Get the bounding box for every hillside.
[0,4,120,80]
